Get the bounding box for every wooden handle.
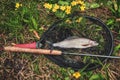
[3,46,62,55]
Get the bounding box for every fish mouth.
[93,42,99,46]
[90,41,99,46]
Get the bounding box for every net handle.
[3,46,62,55]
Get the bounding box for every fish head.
[81,40,98,48]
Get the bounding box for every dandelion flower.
[73,72,81,79]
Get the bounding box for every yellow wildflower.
[65,6,71,14]
[80,5,85,11]
[77,1,83,5]
[52,4,60,12]
[66,19,72,23]
[73,72,81,79]
[66,6,71,10]
[71,1,77,6]
[52,8,57,12]
[60,6,66,11]
[15,2,22,9]
[15,3,20,8]
[65,10,71,14]
[43,3,52,9]
[54,4,59,10]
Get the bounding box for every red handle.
[14,42,37,49]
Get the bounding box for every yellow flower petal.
[54,4,59,10]
[60,6,66,11]
[71,1,77,6]
[52,8,57,12]
[73,72,81,79]
[77,1,83,5]
[43,3,52,9]
[65,9,71,14]
[66,6,71,10]
[80,6,85,11]
[65,6,71,14]
[15,3,20,8]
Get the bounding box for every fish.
[52,36,98,49]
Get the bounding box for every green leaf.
[113,0,118,11]
[107,1,113,6]
[55,11,66,18]
[114,44,120,52]
[58,1,69,5]
[118,6,120,13]
[31,16,38,29]
[65,77,70,80]
[23,19,29,23]
[90,3,100,9]
[106,19,114,25]
[85,2,100,9]
[117,6,120,17]
[89,73,105,80]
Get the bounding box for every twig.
[114,39,120,43]
[11,43,16,46]
[108,68,117,80]
[33,30,40,39]
[112,30,119,35]
[116,18,120,22]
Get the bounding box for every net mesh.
[39,15,113,70]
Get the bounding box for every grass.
[0,0,120,80]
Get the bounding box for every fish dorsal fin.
[64,36,79,40]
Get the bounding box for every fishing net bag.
[38,14,113,71]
